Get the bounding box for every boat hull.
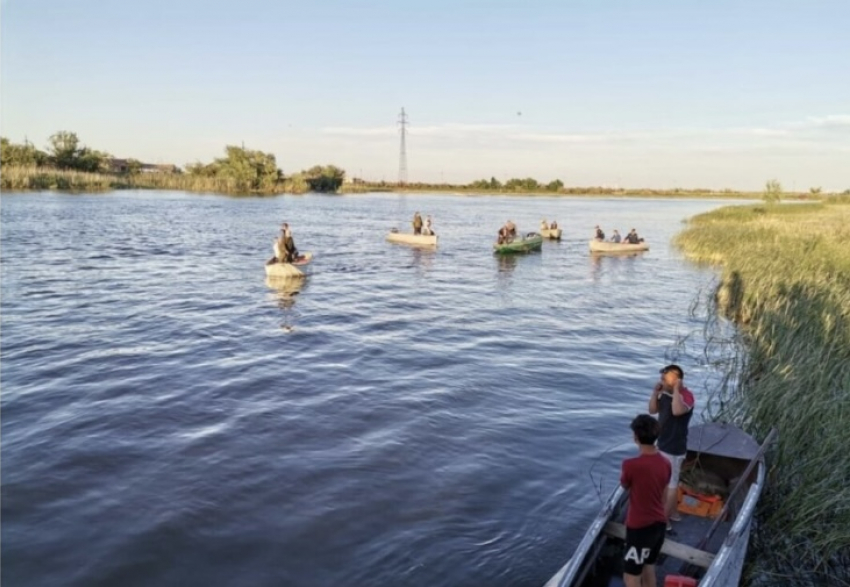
[543,422,765,587]
[386,232,438,247]
[265,252,313,278]
[493,234,543,254]
[588,240,649,253]
[541,228,562,240]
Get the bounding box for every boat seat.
[603,521,715,569]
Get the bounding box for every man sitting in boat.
[611,229,622,243]
[540,219,549,231]
[624,228,644,244]
[497,223,513,244]
[506,220,516,238]
[594,225,605,240]
[273,223,299,263]
[412,212,423,235]
[422,215,435,236]
[550,220,558,229]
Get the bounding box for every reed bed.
[675,200,850,585]
[0,166,302,195]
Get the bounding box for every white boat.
[589,240,649,253]
[264,252,313,278]
[544,422,774,587]
[386,232,438,247]
[541,228,562,240]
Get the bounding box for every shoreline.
[1,165,833,201]
[675,197,850,585]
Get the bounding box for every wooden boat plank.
[603,521,716,569]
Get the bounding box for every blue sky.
[2,0,849,190]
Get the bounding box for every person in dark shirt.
[621,414,671,587]
[648,364,695,529]
[624,228,644,244]
[594,225,605,240]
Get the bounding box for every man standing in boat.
[649,364,695,531]
[620,414,671,587]
[412,212,423,235]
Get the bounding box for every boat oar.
[679,427,778,577]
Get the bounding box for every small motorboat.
[265,252,313,278]
[589,240,649,253]
[543,422,775,587]
[386,231,438,247]
[494,233,543,254]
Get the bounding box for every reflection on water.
[589,251,648,282]
[496,254,518,275]
[266,275,305,331]
[410,247,435,273]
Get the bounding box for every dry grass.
[676,200,850,585]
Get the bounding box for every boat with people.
[386,231,438,248]
[540,220,562,241]
[589,240,649,253]
[543,422,775,587]
[494,232,543,254]
[265,252,313,278]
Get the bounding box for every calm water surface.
[2,191,737,587]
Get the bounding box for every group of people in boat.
[269,222,300,264]
[594,225,644,244]
[412,212,435,236]
[497,220,518,244]
[540,219,559,231]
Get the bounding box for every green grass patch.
[676,201,850,585]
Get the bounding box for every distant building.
[141,163,179,174]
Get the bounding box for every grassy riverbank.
[0,165,309,195]
[342,182,819,199]
[675,198,850,585]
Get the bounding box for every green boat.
[493,232,544,254]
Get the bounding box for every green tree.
[489,176,502,190]
[1,137,48,167]
[547,179,564,192]
[126,158,143,175]
[763,179,782,204]
[809,186,822,196]
[303,164,345,192]
[48,131,81,169]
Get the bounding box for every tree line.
[1,132,346,194]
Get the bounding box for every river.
[1,191,738,587]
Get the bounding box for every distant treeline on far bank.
[1,132,344,195]
[2,132,847,199]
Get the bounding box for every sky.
[2,0,849,190]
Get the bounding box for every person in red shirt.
[620,414,672,587]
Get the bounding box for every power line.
[398,107,408,184]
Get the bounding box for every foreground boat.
[544,422,772,587]
[386,232,438,247]
[264,252,313,278]
[494,233,543,254]
[589,240,649,253]
[541,228,562,240]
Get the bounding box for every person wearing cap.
[648,364,695,530]
[620,414,671,587]
[594,225,605,241]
